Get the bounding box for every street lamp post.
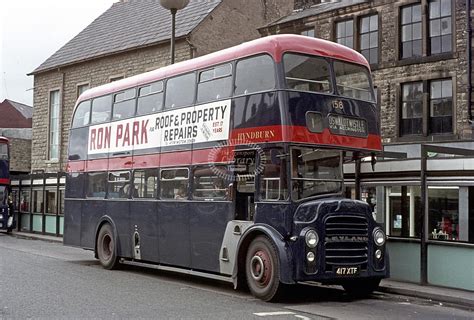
[159,0,190,64]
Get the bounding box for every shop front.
[345,142,474,291]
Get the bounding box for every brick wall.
[0,101,32,128]
[32,41,190,172]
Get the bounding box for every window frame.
[107,170,132,200]
[335,19,354,49]
[428,0,453,55]
[90,94,113,125]
[196,63,233,104]
[164,72,197,110]
[112,88,137,121]
[359,14,379,65]
[136,81,164,116]
[396,76,455,140]
[282,52,333,95]
[132,169,159,200]
[233,53,277,96]
[159,167,190,201]
[48,89,61,161]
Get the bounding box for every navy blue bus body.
[64,35,388,292]
[64,90,388,284]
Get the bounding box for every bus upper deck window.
[334,61,375,102]
[234,55,275,96]
[113,88,136,120]
[197,64,232,104]
[165,73,195,109]
[72,100,91,128]
[137,81,163,115]
[91,95,112,124]
[283,53,332,93]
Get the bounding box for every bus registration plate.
[335,266,360,276]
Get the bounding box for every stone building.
[260,0,474,291]
[28,0,293,174]
[0,99,32,174]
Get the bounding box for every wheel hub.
[250,250,272,287]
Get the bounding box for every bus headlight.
[375,249,382,260]
[305,230,319,248]
[373,228,386,246]
[306,251,315,262]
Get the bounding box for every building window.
[400,82,423,136]
[300,29,315,37]
[400,4,422,59]
[386,186,422,238]
[336,20,354,48]
[360,15,378,64]
[428,187,459,241]
[430,79,452,134]
[77,83,89,98]
[49,90,60,160]
[400,79,453,137]
[429,0,452,54]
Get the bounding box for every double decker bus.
[65,35,388,301]
[0,137,14,232]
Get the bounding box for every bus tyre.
[245,236,282,301]
[342,278,381,297]
[97,224,120,270]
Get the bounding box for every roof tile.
[31,0,222,74]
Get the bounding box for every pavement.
[9,231,474,309]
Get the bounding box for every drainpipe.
[467,0,472,134]
[186,36,197,58]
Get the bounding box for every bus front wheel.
[97,224,120,270]
[245,236,282,301]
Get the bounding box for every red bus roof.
[77,35,369,104]
[0,136,8,143]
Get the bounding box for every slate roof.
[30,0,222,75]
[3,100,33,119]
[264,0,368,27]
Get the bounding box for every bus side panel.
[63,199,82,247]
[107,201,132,258]
[158,201,191,268]
[190,201,234,272]
[254,203,293,239]
[130,201,159,262]
[81,200,107,249]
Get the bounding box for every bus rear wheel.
[97,224,120,270]
[342,278,381,297]
[245,236,282,301]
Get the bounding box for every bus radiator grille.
[324,215,369,272]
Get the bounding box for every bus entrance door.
[233,150,256,221]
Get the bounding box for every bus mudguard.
[94,216,120,259]
[233,224,295,287]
